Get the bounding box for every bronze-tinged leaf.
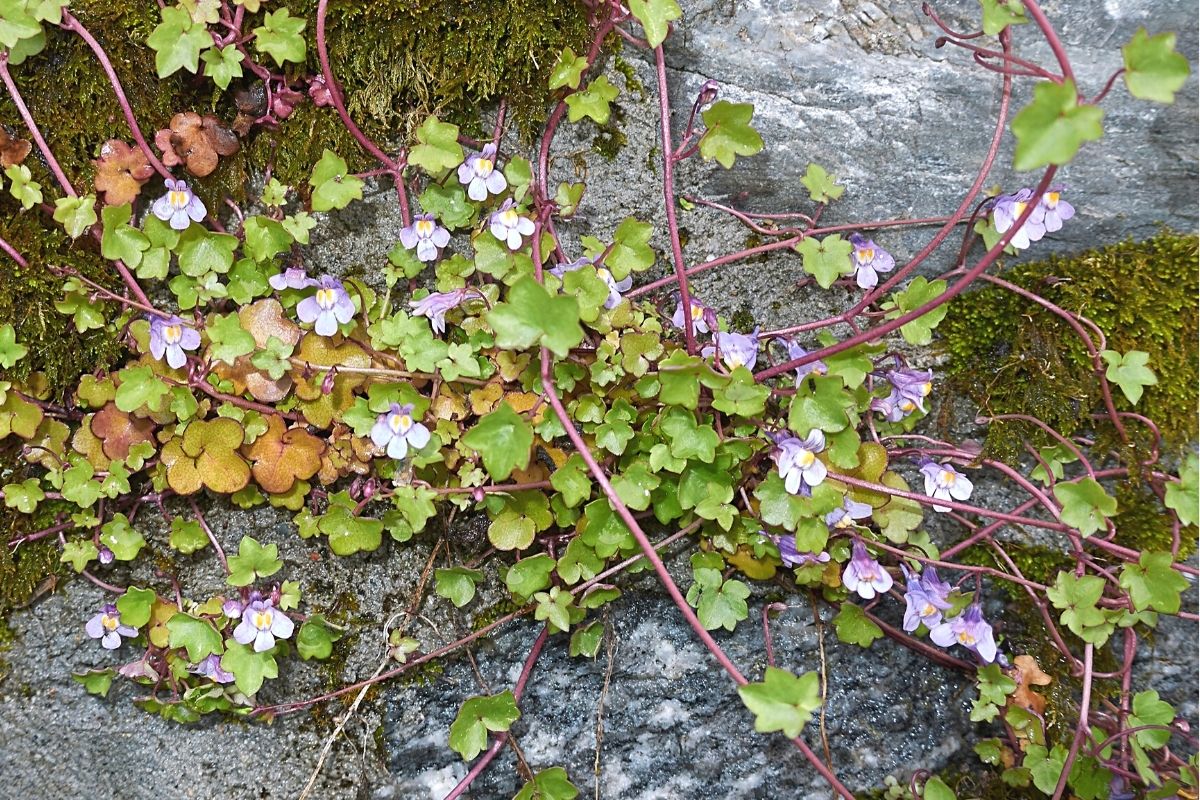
[212,299,301,402]
[469,382,503,416]
[317,424,372,485]
[162,112,240,178]
[1010,654,1053,717]
[0,127,32,168]
[93,140,154,206]
[71,416,112,471]
[290,334,370,428]
[25,418,70,469]
[161,418,250,495]
[243,415,324,494]
[1,389,45,440]
[90,402,157,461]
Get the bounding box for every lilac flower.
[991,188,1047,250]
[269,267,315,291]
[232,598,294,653]
[870,391,909,423]
[85,604,138,650]
[920,461,974,512]
[400,213,452,262]
[296,275,355,336]
[151,179,207,230]
[457,143,507,202]
[370,402,431,460]
[702,329,760,371]
[886,368,934,414]
[148,314,201,369]
[841,539,894,600]
[190,653,235,684]
[848,233,895,290]
[97,546,115,565]
[409,288,474,336]
[776,338,827,386]
[671,298,715,335]
[551,257,632,310]
[929,602,998,663]
[222,599,244,619]
[773,534,831,569]
[489,199,535,250]
[1036,185,1075,233]
[900,564,953,632]
[824,497,873,530]
[773,430,828,493]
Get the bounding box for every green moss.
[0,511,65,620]
[941,232,1198,464]
[591,103,628,160]
[612,55,646,100]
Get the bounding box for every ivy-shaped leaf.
[407,116,464,175]
[549,46,588,90]
[795,235,853,289]
[308,149,364,212]
[1011,80,1104,171]
[698,101,764,168]
[565,76,620,124]
[1119,552,1189,614]
[226,536,283,587]
[487,277,584,359]
[52,194,98,239]
[800,163,845,203]
[1164,452,1198,527]
[979,0,1027,35]
[1100,349,1157,405]
[737,666,821,738]
[146,5,211,77]
[448,691,521,761]
[252,8,306,66]
[1122,28,1190,104]
[882,277,949,346]
[627,0,682,48]
[1053,478,1116,537]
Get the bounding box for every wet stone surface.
[0,0,1197,798]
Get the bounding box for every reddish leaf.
[242,414,324,493]
[0,127,32,168]
[93,140,154,205]
[90,402,157,461]
[160,112,240,178]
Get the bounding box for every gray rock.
[1,1,1196,799]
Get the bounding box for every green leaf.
[882,277,949,345]
[1164,452,1198,527]
[296,615,339,660]
[549,46,588,90]
[2,477,42,513]
[972,663,1017,722]
[550,454,592,508]
[201,44,244,89]
[60,539,98,573]
[168,518,210,554]
[488,510,536,551]
[800,163,845,203]
[99,513,146,560]
[1129,690,1175,749]
[505,553,556,599]
[226,536,283,587]
[116,586,156,628]
[627,0,681,48]
[1025,744,1069,794]
[698,101,764,168]
[207,312,256,365]
[448,690,521,761]
[923,776,958,800]
[1122,29,1190,104]
[695,577,749,631]
[711,366,770,417]
[1011,80,1104,171]
[241,216,294,263]
[1119,551,1189,614]
[318,505,384,556]
[565,76,620,124]
[534,586,575,632]
[486,276,584,359]
[1053,478,1117,537]
[52,194,98,239]
[658,406,719,461]
[461,401,534,481]
[607,218,655,278]
[177,226,238,276]
[308,149,364,212]
[569,622,605,659]
[72,669,115,698]
[166,613,223,662]
[220,641,278,695]
[419,183,474,229]
[795,235,853,289]
[252,8,306,66]
[435,567,484,608]
[737,666,821,738]
[514,767,580,800]
[788,375,852,434]
[100,204,149,267]
[249,336,295,380]
[147,5,210,77]
[979,0,1027,35]
[1100,349,1157,405]
[408,116,464,175]
[115,365,169,413]
[0,1,41,48]
[833,602,884,647]
[1047,572,1113,645]
[0,326,30,374]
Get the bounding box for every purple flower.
[148,314,201,369]
[900,564,953,632]
[848,233,895,290]
[825,497,873,530]
[232,598,294,653]
[409,288,474,336]
[929,602,997,663]
[97,546,115,565]
[773,534,830,569]
[671,298,715,335]
[773,430,827,493]
[551,257,632,310]
[269,267,315,291]
[920,461,973,512]
[489,199,535,250]
[457,143,507,202]
[702,329,760,371]
[296,275,355,336]
[400,213,452,263]
[991,188,1047,250]
[85,604,138,650]
[870,390,909,423]
[776,338,828,387]
[370,402,431,460]
[841,539,893,600]
[190,653,235,684]
[151,179,206,230]
[886,368,934,414]
[222,599,243,619]
[1036,185,1075,233]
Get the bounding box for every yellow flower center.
[1045,191,1060,208]
[1014,201,1027,216]
[857,248,874,265]
[416,219,434,237]
[253,610,273,630]
[316,287,337,309]
[920,381,932,396]
[690,304,704,320]
[833,514,855,529]
[500,209,518,227]
[163,325,182,344]
[474,158,494,177]
[797,450,815,468]
[957,630,976,645]
[596,268,611,283]
[168,190,189,208]
[940,469,957,485]
[102,614,120,631]
[389,413,412,434]
[921,603,936,617]
[900,400,915,412]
